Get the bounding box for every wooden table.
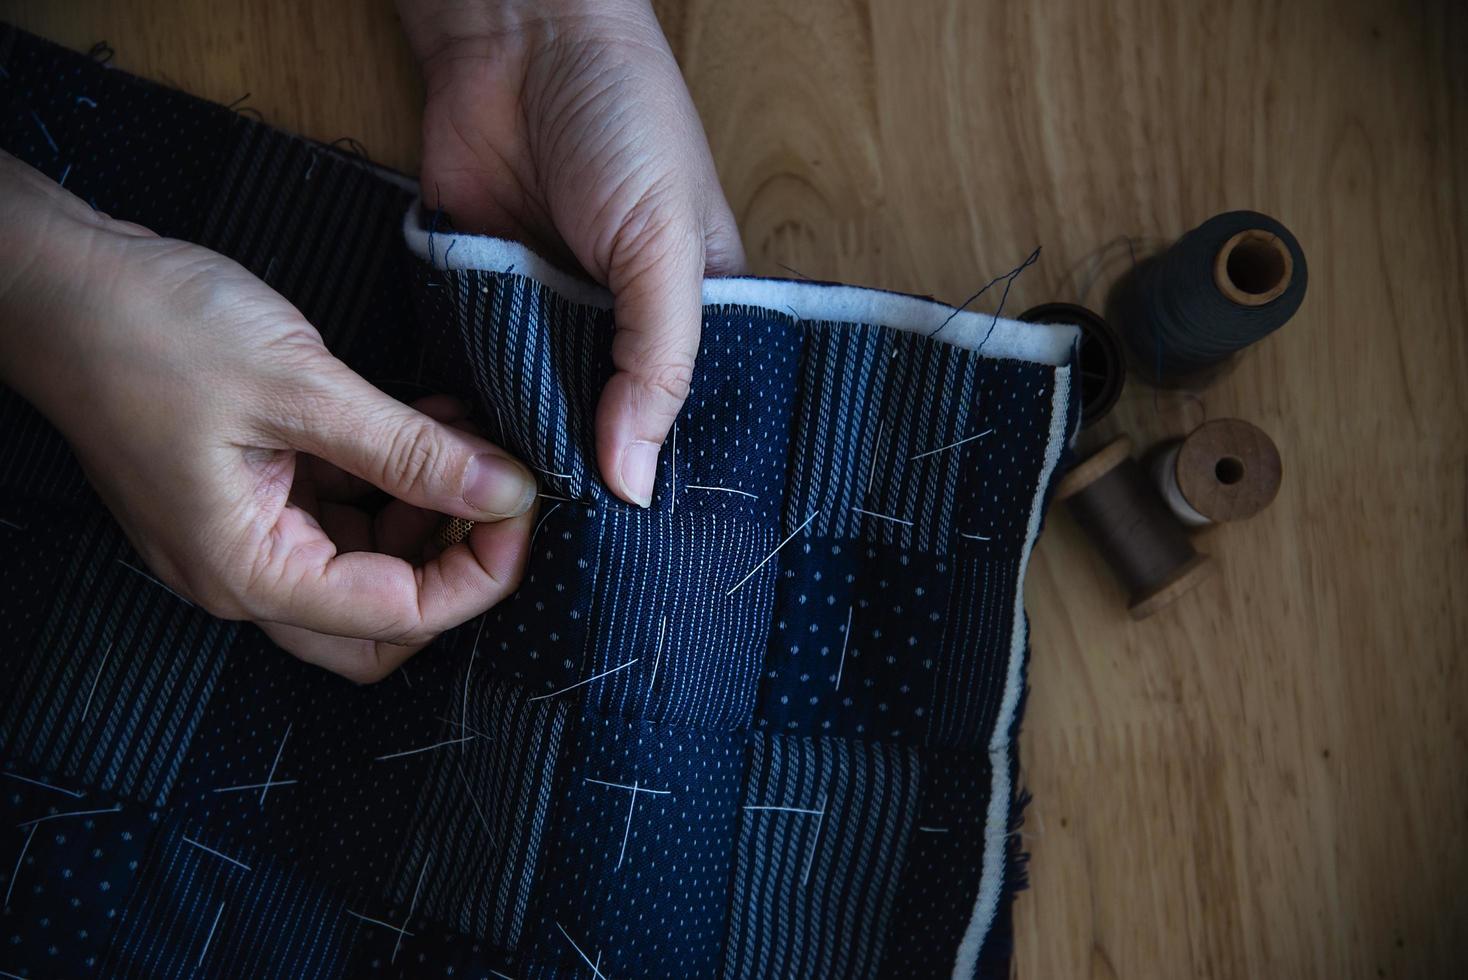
[3,1,1464,976]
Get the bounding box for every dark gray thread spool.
[1018,302,1125,427]
[1113,211,1308,386]
[1056,437,1214,619]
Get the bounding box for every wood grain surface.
[2,1,1465,977]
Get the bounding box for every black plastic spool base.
[1019,302,1125,428]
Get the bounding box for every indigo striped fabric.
[0,26,1079,979]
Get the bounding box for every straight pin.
[850,507,913,527]
[726,510,819,596]
[685,484,757,499]
[197,901,225,967]
[834,605,854,691]
[211,780,297,794]
[374,736,475,762]
[2,773,84,798]
[182,836,251,872]
[527,658,639,703]
[80,641,115,722]
[647,616,667,695]
[260,724,292,808]
[556,922,608,980]
[4,825,36,908]
[909,429,994,461]
[17,803,122,828]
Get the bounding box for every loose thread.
[929,246,1041,340]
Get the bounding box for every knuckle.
[379,419,448,499]
[640,357,694,407]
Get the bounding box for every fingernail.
[619,440,659,508]
[463,454,535,517]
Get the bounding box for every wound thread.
[1115,210,1308,385]
[1057,437,1214,619]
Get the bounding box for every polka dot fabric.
[0,27,1080,980]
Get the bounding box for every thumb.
[279,356,536,520]
[596,215,704,507]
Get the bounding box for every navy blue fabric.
[0,26,1077,979]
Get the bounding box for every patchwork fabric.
[0,25,1078,980]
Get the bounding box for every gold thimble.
[436,516,476,548]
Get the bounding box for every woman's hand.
[397,0,745,507]
[0,150,536,682]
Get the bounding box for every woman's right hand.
[0,150,536,681]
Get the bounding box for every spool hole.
[1225,238,1287,296]
[1214,456,1245,486]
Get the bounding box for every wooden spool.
[1213,229,1294,307]
[1153,419,1283,525]
[1057,437,1215,620]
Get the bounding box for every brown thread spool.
[1150,419,1283,526]
[1056,437,1214,619]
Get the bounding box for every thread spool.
[1149,419,1282,526]
[1056,437,1214,619]
[1113,211,1308,386]
[1018,302,1125,427]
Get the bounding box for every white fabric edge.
[951,364,1072,979]
[401,201,1078,366]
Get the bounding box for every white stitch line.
[850,507,913,527]
[800,793,828,887]
[918,826,950,833]
[910,428,993,461]
[399,665,413,689]
[80,641,115,722]
[0,517,25,530]
[211,780,297,794]
[463,616,485,744]
[182,836,251,872]
[117,560,195,606]
[260,724,292,809]
[742,804,823,815]
[17,804,121,828]
[960,531,992,542]
[197,901,225,967]
[488,971,516,980]
[527,658,639,703]
[2,773,84,798]
[530,465,574,479]
[685,484,758,499]
[5,825,36,908]
[726,510,819,596]
[345,909,415,938]
[834,605,854,691]
[556,922,607,980]
[648,616,667,695]
[394,851,432,963]
[670,421,677,516]
[374,736,476,762]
